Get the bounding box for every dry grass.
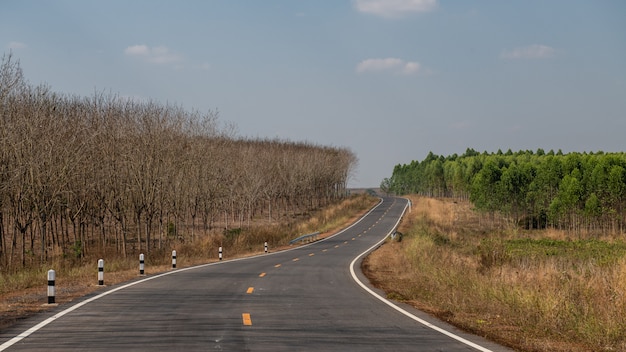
[0,194,378,331]
[363,195,626,352]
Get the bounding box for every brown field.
[363,195,626,352]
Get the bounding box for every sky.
[1,0,625,188]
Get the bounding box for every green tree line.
[382,148,626,233]
[0,53,357,270]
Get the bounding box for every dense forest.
[0,53,357,270]
[382,148,626,234]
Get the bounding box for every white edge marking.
[1,199,385,351]
[349,198,495,352]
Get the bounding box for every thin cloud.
[500,44,556,60]
[353,0,438,18]
[124,44,183,64]
[356,58,421,75]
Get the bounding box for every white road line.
[1,270,170,351]
[349,199,495,352]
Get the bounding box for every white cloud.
[402,61,420,75]
[124,44,183,64]
[7,41,26,49]
[500,44,556,60]
[356,58,421,75]
[353,0,438,18]
[125,44,149,56]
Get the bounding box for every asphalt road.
[0,197,513,351]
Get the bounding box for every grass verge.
[363,195,626,352]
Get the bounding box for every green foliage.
[385,149,626,232]
[167,222,177,238]
[505,238,626,266]
[70,240,82,259]
[224,227,243,239]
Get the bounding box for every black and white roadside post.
[172,250,177,269]
[47,269,56,304]
[98,259,104,286]
[264,241,268,253]
[219,246,223,261]
[139,253,145,275]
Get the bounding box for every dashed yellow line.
[247,287,254,294]
[309,253,315,257]
[242,313,252,326]
[259,272,266,278]
[274,264,282,268]
[322,249,328,252]
[292,258,299,262]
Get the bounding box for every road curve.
[0,197,512,351]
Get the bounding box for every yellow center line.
[309,253,315,257]
[322,249,328,252]
[352,238,355,241]
[242,313,252,326]
[246,287,254,294]
[274,264,282,268]
[293,258,299,262]
[344,241,348,244]
[259,272,266,277]
[334,245,339,248]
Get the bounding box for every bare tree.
[0,51,358,269]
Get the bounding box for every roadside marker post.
[172,250,177,269]
[98,259,104,286]
[264,242,268,253]
[219,246,223,261]
[47,270,55,304]
[139,253,145,275]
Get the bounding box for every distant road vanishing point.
[0,197,512,351]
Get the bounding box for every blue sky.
[2,0,625,188]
